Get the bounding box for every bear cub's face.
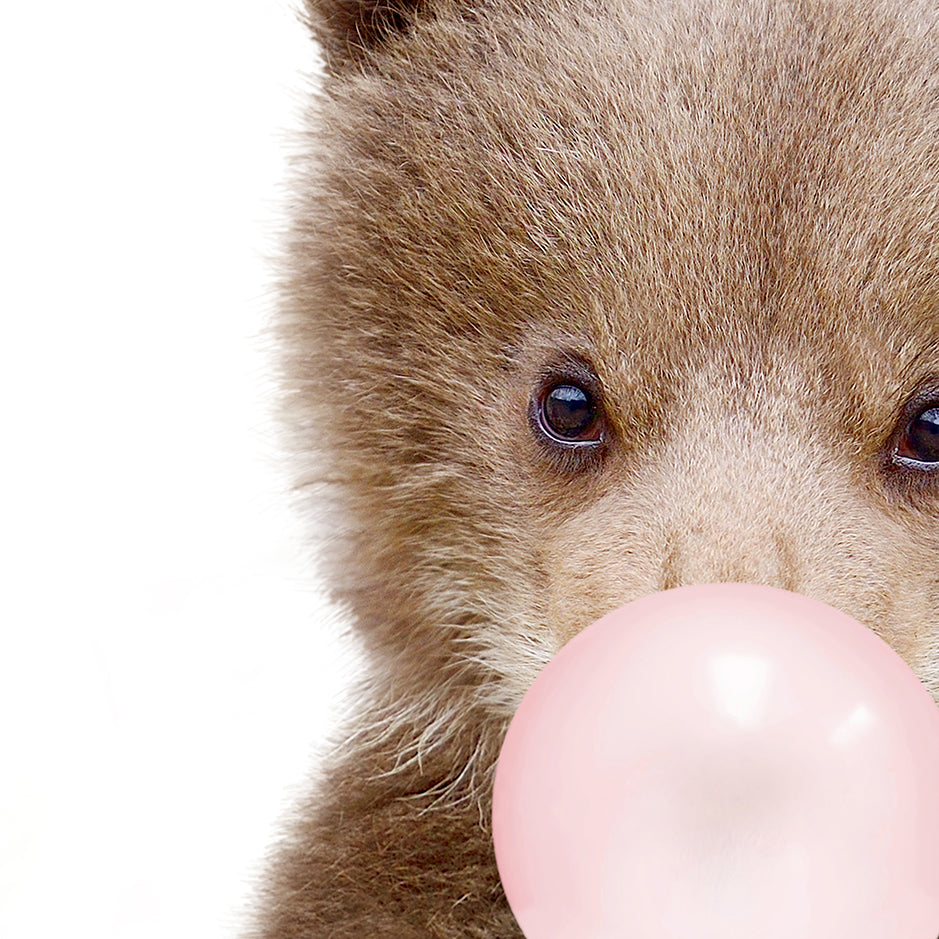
[284,0,939,726]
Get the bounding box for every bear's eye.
[537,382,603,444]
[895,403,939,467]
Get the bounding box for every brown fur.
[254,0,939,935]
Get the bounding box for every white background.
[0,3,354,937]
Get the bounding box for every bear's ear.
[304,0,428,71]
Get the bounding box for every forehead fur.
[294,0,939,374]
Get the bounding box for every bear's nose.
[658,526,797,592]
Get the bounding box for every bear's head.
[279,0,939,800]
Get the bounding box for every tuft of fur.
[255,0,939,935]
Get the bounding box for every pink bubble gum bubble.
[492,583,939,939]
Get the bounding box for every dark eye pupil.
[542,384,596,439]
[906,407,939,463]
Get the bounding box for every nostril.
[659,531,681,592]
[773,530,802,592]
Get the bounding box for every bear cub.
[256,0,939,935]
